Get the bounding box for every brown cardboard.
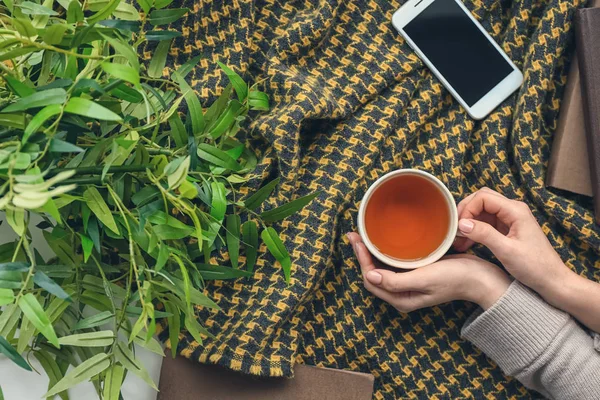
[545,0,600,197]
[158,356,375,400]
[576,6,600,224]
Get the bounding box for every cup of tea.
[357,169,458,269]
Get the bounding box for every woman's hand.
[453,188,567,296]
[453,188,600,333]
[347,233,510,311]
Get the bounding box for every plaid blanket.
[157,0,600,398]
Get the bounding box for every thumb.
[458,219,510,256]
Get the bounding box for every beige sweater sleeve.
[461,281,600,400]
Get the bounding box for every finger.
[363,281,430,313]
[456,191,478,217]
[365,268,428,293]
[453,236,475,252]
[346,232,361,249]
[354,241,377,275]
[460,191,525,225]
[458,218,512,257]
[454,209,500,251]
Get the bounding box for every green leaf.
[129,313,146,343]
[49,138,84,153]
[173,72,205,135]
[217,62,247,101]
[195,264,251,280]
[184,315,208,345]
[2,88,66,113]
[36,264,73,279]
[80,234,93,263]
[43,23,68,45]
[34,350,66,400]
[226,214,240,268]
[17,1,57,14]
[168,113,187,149]
[135,0,151,14]
[87,0,120,24]
[167,156,189,190]
[210,181,226,221]
[0,46,37,62]
[102,35,140,70]
[83,187,119,234]
[17,316,35,353]
[3,75,35,97]
[18,293,60,348]
[0,335,31,371]
[0,262,29,272]
[0,271,21,289]
[58,331,115,347]
[66,0,84,23]
[145,30,181,41]
[103,364,125,400]
[155,244,169,272]
[260,192,318,223]
[261,227,292,283]
[73,311,114,330]
[197,144,242,171]
[241,221,258,272]
[101,62,141,90]
[175,55,201,79]
[154,0,173,8]
[64,97,122,122]
[207,99,242,139]
[148,39,171,78]
[148,8,189,26]
[44,353,110,398]
[0,304,21,337]
[248,89,269,111]
[153,224,193,240]
[113,2,140,20]
[13,18,37,37]
[22,104,61,144]
[0,289,14,306]
[0,113,25,129]
[110,83,143,103]
[244,177,280,210]
[34,271,72,301]
[115,342,158,390]
[98,20,140,31]
[164,302,180,358]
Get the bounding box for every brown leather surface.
[576,6,600,224]
[157,356,374,400]
[546,0,600,197]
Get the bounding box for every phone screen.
[403,0,514,106]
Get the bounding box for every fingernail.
[458,219,474,233]
[366,271,382,285]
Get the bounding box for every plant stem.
[49,165,153,176]
[61,177,104,185]
[18,38,105,60]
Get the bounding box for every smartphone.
[392,0,523,119]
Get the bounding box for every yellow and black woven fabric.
[155,0,600,398]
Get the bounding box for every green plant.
[0,0,316,397]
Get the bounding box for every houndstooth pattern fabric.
[152,0,600,398]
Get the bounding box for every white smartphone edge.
[391,0,523,120]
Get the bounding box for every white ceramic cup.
[357,169,458,269]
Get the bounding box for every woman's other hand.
[453,188,567,296]
[347,233,510,311]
